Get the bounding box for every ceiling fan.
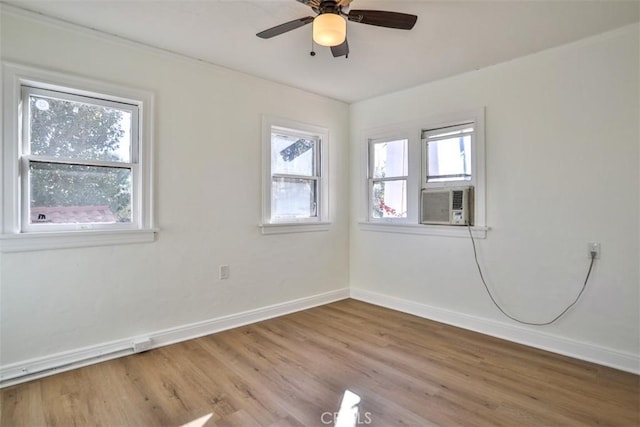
[256,0,418,58]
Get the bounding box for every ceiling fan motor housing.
[318,0,340,14]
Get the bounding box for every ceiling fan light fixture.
[313,13,346,47]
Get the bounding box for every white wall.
[0,9,350,366]
[350,25,639,368]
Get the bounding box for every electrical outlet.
[588,242,600,259]
[219,265,230,280]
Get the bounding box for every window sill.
[0,228,158,252]
[260,222,330,235]
[358,222,488,238]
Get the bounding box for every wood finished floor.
[1,299,639,427]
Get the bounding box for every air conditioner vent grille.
[452,190,464,210]
[422,191,450,223]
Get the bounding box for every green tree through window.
[27,93,133,222]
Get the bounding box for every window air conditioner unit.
[420,187,473,225]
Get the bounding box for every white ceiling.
[5,0,639,103]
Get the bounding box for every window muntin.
[423,123,473,184]
[269,128,320,222]
[21,85,140,231]
[369,138,408,220]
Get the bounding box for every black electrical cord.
[467,225,596,326]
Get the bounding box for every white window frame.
[1,62,156,252]
[261,115,329,234]
[368,137,410,223]
[359,108,487,238]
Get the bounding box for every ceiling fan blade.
[298,0,322,7]
[337,0,354,7]
[331,38,349,58]
[256,16,314,39]
[347,10,417,30]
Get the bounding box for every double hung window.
[369,138,408,220]
[270,129,320,221]
[261,116,329,233]
[22,86,138,231]
[1,63,154,251]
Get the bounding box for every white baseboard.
[3,286,636,388]
[0,288,350,388]
[350,287,640,375]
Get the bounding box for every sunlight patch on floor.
[179,413,213,427]
[334,390,361,427]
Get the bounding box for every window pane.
[29,162,132,224]
[371,180,407,218]
[271,177,317,219]
[427,135,472,182]
[372,139,408,178]
[271,133,316,176]
[29,94,132,162]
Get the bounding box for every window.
[22,86,138,231]
[360,109,486,237]
[423,123,473,185]
[369,138,408,220]
[1,63,154,251]
[271,131,319,221]
[262,116,329,234]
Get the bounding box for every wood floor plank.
[0,380,46,426]
[1,299,638,426]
